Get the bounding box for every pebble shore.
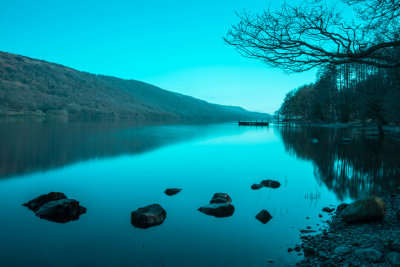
[296,195,400,266]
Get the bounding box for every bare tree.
[224,0,400,72]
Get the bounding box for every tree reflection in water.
[277,125,400,200]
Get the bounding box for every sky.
[0,0,316,114]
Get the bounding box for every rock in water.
[164,188,182,196]
[322,207,335,213]
[131,204,166,229]
[23,192,86,223]
[35,199,87,223]
[255,209,273,224]
[251,183,263,190]
[341,197,386,223]
[198,203,235,218]
[336,203,349,213]
[23,192,67,212]
[260,180,281,189]
[210,193,232,204]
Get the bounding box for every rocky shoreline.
[296,195,400,266]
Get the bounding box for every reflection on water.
[0,121,220,178]
[0,122,399,266]
[278,125,400,200]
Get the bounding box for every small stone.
[288,248,293,252]
[255,209,273,224]
[294,245,301,252]
[260,179,281,189]
[164,188,182,196]
[334,246,352,256]
[300,229,317,234]
[387,252,400,266]
[322,207,335,213]
[318,251,328,258]
[251,183,263,190]
[354,248,382,262]
[303,246,315,257]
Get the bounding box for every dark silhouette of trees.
[224,0,400,72]
[277,62,400,126]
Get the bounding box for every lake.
[1,120,399,266]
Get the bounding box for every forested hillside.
[0,52,267,122]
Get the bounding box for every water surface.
[0,121,399,266]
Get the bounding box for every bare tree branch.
[224,0,400,72]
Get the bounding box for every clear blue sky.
[0,0,316,113]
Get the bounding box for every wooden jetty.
[238,120,269,126]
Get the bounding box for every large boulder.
[336,203,349,213]
[341,197,386,223]
[260,180,281,189]
[23,192,67,212]
[23,192,86,223]
[131,204,166,229]
[210,193,231,204]
[198,203,235,218]
[35,199,87,223]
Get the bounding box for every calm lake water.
[1,121,399,266]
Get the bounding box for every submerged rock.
[23,192,86,223]
[260,179,281,189]
[131,204,166,229]
[210,193,232,204]
[198,203,235,217]
[23,192,67,212]
[164,188,182,196]
[255,209,273,224]
[35,199,87,223]
[341,197,386,223]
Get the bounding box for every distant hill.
[0,51,268,122]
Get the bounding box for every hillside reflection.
[277,126,400,200]
[0,120,217,179]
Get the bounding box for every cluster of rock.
[25,181,278,229]
[296,196,400,266]
[23,192,87,223]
